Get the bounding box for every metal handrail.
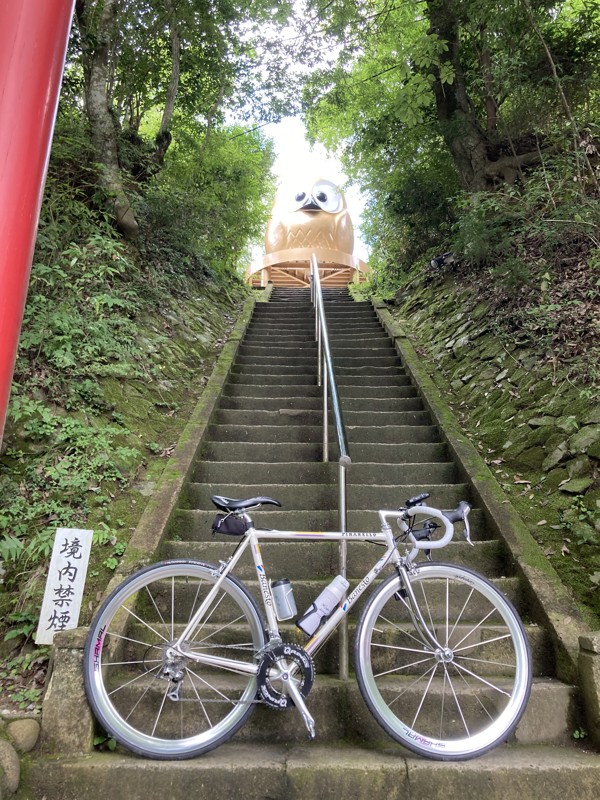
[310,254,351,680]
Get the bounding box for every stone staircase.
[28,287,600,799]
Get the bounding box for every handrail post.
[338,463,349,680]
[310,254,351,682]
[317,315,322,388]
[323,353,328,462]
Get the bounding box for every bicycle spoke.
[371,642,432,655]
[189,590,228,643]
[187,578,204,626]
[374,654,436,678]
[453,631,513,653]
[151,683,171,737]
[451,607,499,650]
[411,661,439,728]
[440,666,448,740]
[451,660,512,697]
[190,613,246,647]
[120,606,170,644]
[455,654,517,670]
[418,577,437,633]
[186,668,213,727]
[445,665,471,736]
[144,583,169,633]
[107,663,162,697]
[386,663,439,708]
[377,615,429,648]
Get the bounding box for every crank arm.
[283,674,316,739]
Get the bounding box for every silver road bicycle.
[84,492,532,761]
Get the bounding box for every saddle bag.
[211,513,249,537]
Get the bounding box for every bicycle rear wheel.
[84,560,266,759]
[355,563,532,760]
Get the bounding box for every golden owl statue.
[266,178,354,258]
[247,178,366,287]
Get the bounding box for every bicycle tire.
[84,560,266,759]
[355,563,532,760]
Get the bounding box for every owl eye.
[312,181,343,213]
[291,189,310,210]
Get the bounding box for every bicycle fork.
[394,562,448,653]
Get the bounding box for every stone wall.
[0,714,40,798]
[393,274,599,622]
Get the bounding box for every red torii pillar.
[0,0,75,444]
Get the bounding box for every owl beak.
[300,195,320,211]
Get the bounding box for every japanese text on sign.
[35,529,93,645]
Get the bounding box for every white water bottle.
[296,575,349,636]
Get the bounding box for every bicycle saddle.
[211,495,282,512]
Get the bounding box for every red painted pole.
[0,0,75,445]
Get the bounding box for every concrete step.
[218,396,423,412]
[27,743,600,800]
[243,331,388,344]
[234,354,402,367]
[183,483,471,511]
[330,343,398,354]
[235,355,319,366]
[246,322,317,331]
[335,365,405,376]
[336,374,412,386]
[212,410,431,427]
[222,383,418,399]
[226,373,412,387]
[206,424,441,444]
[242,331,319,340]
[238,343,398,357]
[226,373,319,386]
[74,671,571,750]
[198,441,450,464]
[253,304,312,312]
[325,322,385,332]
[193,461,458,486]
[230,364,318,376]
[223,383,320,397]
[218,395,323,411]
[238,340,318,357]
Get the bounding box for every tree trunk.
[154,0,180,167]
[426,1,490,191]
[76,0,139,239]
[479,25,497,134]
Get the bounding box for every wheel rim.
[86,563,265,758]
[357,566,531,758]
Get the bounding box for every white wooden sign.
[35,528,93,645]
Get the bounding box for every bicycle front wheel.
[84,560,266,759]
[355,563,532,760]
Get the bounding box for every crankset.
[257,642,315,710]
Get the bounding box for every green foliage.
[1,88,272,642]
[93,733,117,751]
[140,122,275,284]
[0,649,49,712]
[303,0,600,286]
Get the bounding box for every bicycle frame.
[172,506,458,676]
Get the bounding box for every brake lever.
[463,511,473,546]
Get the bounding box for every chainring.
[256,642,315,710]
